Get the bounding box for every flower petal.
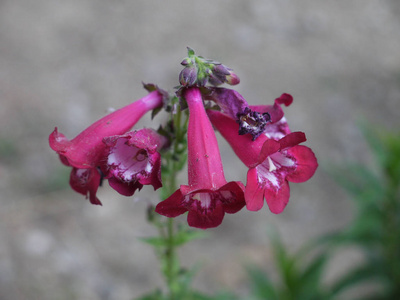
[279,131,306,149]
[69,168,102,205]
[244,168,265,211]
[250,93,293,123]
[187,201,225,229]
[108,177,142,196]
[155,189,188,217]
[286,145,318,183]
[257,139,281,166]
[205,88,249,119]
[49,128,71,153]
[219,181,246,214]
[138,152,162,190]
[264,179,290,214]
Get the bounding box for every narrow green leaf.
[138,236,168,248]
[300,253,328,286]
[246,266,278,300]
[187,47,195,57]
[173,230,208,247]
[358,121,387,168]
[330,263,382,297]
[269,233,299,291]
[151,106,163,119]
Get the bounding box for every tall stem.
[155,100,188,298]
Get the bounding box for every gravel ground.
[1,1,400,299]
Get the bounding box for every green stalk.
[156,103,188,299]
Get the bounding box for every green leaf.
[270,233,299,291]
[330,263,382,297]
[358,121,387,168]
[173,229,208,247]
[151,106,163,119]
[246,266,278,300]
[138,236,168,248]
[187,47,195,57]
[296,253,329,299]
[327,163,383,202]
[300,253,328,285]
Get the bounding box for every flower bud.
[180,58,191,66]
[213,64,231,76]
[179,67,198,86]
[208,73,225,86]
[226,72,240,85]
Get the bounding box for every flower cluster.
[49,48,318,229]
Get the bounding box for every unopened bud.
[213,64,231,76]
[179,67,197,86]
[208,73,225,86]
[180,58,191,66]
[197,73,208,87]
[226,72,240,85]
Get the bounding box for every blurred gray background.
[1,0,399,299]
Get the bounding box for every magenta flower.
[103,128,166,196]
[155,88,245,229]
[207,95,318,214]
[49,91,164,205]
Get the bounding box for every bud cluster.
[179,47,240,87]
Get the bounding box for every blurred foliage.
[245,233,332,300]
[324,124,400,299]
[0,136,19,163]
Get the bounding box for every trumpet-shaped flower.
[49,91,163,169]
[103,128,166,196]
[155,88,245,229]
[49,91,164,204]
[207,96,318,214]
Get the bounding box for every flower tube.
[207,100,318,214]
[155,88,245,229]
[49,91,164,204]
[49,91,164,169]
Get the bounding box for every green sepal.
[187,46,195,57]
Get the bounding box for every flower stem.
[166,217,177,297]
[152,99,188,298]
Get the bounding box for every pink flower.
[49,91,164,205]
[207,95,318,214]
[103,128,166,196]
[155,88,245,229]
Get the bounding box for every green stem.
[166,218,176,297]
[157,103,188,298]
